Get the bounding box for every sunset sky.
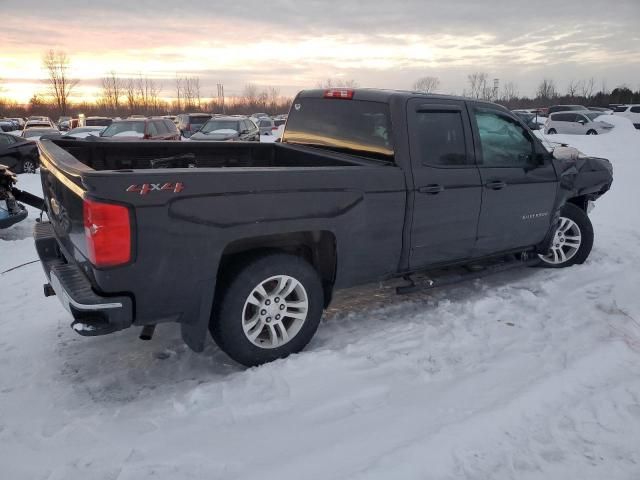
[1,0,639,103]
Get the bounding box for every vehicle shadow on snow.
[54,264,550,405]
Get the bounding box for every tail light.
[83,198,131,267]
[324,88,354,99]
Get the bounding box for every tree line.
[2,51,640,119]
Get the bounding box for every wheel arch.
[217,230,338,308]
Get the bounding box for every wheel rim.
[23,160,36,173]
[242,275,309,349]
[539,216,582,265]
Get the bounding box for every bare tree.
[536,78,557,99]
[100,71,123,113]
[175,76,183,111]
[125,78,137,112]
[42,50,78,115]
[242,83,259,107]
[317,78,360,89]
[179,76,201,110]
[467,72,491,100]
[499,81,519,102]
[413,76,440,93]
[135,75,161,113]
[566,79,580,97]
[580,77,595,99]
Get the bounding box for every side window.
[630,106,640,113]
[577,114,588,123]
[155,121,168,134]
[414,111,471,166]
[166,120,178,133]
[147,121,159,137]
[0,134,13,145]
[473,109,535,168]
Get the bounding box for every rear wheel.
[538,203,593,267]
[210,253,324,366]
[586,129,598,135]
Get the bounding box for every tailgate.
[38,139,93,264]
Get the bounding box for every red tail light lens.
[323,88,354,99]
[83,198,131,267]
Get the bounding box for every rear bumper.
[34,221,133,336]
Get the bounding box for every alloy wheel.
[539,216,582,265]
[242,275,309,349]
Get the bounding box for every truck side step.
[396,255,540,295]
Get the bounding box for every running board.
[396,255,540,295]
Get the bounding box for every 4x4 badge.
[126,182,184,195]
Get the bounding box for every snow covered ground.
[1,123,640,479]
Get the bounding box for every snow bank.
[1,126,640,479]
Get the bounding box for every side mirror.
[577,119,586,125]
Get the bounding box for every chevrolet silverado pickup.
[34,88,613,366]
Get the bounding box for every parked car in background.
[251,112,269,119]
[613,105,640,129]
[57,116,72,130]
[176,113,212,138]
[62,126,106,139]
[512,111,542,130]
[0,132,40,173]
[545,111,614,135]
[21,128,62,141]
[547,105,588,115]
[24,120,55,130]
[587,107,613,114]
[7,118,25,129]
[274,117,287,127]
[84,116,113,127]
[0,120,19,132]
[27,116,52,123]
[190,116,260,142]
[255,117,278,135]
[101,118,180,140]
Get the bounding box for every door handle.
[418,184,444,194]
[485,181,507,190]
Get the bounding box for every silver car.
[255,117,276,135]
[544,111,614,135]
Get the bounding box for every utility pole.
[493,78,499,101]
[217,83,225,114]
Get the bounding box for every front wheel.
[586,129,598,135]
[538,203,594,267]
[20,157,38,174]
[547,128,557,134]
[210,253,324,366]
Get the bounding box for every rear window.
[258,120,272,127]
[283,98,394,162]
[102,121,146,137]
[613,105,628,112]
[85,118,112,127]
[188,115,211,124]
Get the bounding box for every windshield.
[200,120,240,133]
[102,121,145,137]
[283,98,394,162]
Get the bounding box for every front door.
[407,98,482,269]
[470,105,558,255]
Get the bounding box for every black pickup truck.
[34,89,613,366]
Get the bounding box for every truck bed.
[45,138,369,171]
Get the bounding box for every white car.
[613,105,640,129]
[544,111,614,135]
[62,126,106,139]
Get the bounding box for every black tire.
[547,128,557,134]
[539,203,594,268]
[210,253,324,367]
[586,129,598,135]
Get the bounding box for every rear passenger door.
[407,98,482,269]
[470,106,557,255]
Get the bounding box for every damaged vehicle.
[0,165,44,229]
[33,89,613,366]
